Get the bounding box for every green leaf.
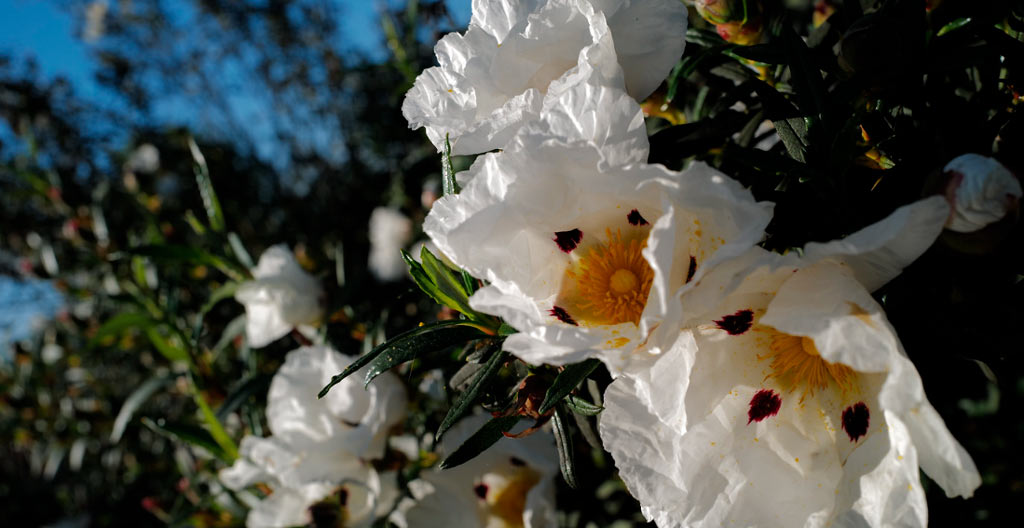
[419,245,477,317]
[363,322,488,387]
[538,359,602,415]
[552,405,578,488]
[442,133,460,196]
[227,232,255,269]
[189,380,239,461]
[216,374,272,422]
[193,281,241,342]
[437,345,508,442]
[439,415,521,470]
[564,394,604,416]
[119,244,248,282]
[111,374,172,443]
[143,326,189,363]
[319,320,487,398]
[936,17,971,37]
[87,311,157,351]
[188,137,226,232]
[142,417,229,462]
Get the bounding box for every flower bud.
[695,0,749,25]
[943,154,1022,232]
[715,16,764,46]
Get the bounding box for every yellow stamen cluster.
[488,469,541,527]
[573,229,653,325]
[762,333,855,399]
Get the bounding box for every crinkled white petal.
[802,196,950,292]
[601,241,980,527]
[403,0,686,155]
[522,69,649,167]
[266,346,406,459]
[220,346,406,527]
[369,207,414,282]
[425,139,770,371]
[944,153,1022,233]
[235,244,323,348]
[393,415,558,528]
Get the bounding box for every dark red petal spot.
[336,487,349,506]
[842,402,870,442]
[686,256,697,283]
[715,309,754,335]
[510,456,526,467]
[473,483,488,499]
[549,306,578,326]
[747,389,782,424]
[627,209,649,226]
[554,228,583,253]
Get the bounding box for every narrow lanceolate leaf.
[318,320,487,398]
[552,405,578,489]
[188,136,226,232]
[418,246,477,319]
[564,394,604,416]
[142,417,229,462]
[189,381,239,462]
[193,281,241,342]
[119,244,247,281]
[363,322,488,387]
[442,133,460,196]
[439,415,521,470]
[538,359,602,415]
[87,311,158,351]
[437,345,508,442]
[111,374,172,443]
[216,373,272,422]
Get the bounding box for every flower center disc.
[762,333,855,398]
[571,229,653,326]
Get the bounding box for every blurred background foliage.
[0,0,1021,526]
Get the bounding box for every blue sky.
[0,0,472,114]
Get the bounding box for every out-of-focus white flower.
[369,207,415,282]
[599,197,981,528]
[220,346,406,527]
[390,415,558,528]
[125,143,160,174]
[84,1,108,42]
[424,114,772,372]
[402,0,687,155]
[943,153,1021,232]
[235,245,323,348]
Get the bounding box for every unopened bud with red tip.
[943,154,1022,233]
[695,0,748,25]
[715,16,764,46]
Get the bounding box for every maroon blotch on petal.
[549,306,578,326]
[627,209,649,226]
[510,456,526,467]
[842,402,870,442]
[748,389,782,424]
[554,229,583,253]
[474,483,488,499]
[715,309,754,335]
[686,256,697,283]
[337,487,349,507]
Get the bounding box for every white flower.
[402,0,687,155]
[235,245,323,348]
[425,130,772,372]
[599,197,981,528]
[369,207,415,282]
[943,153,1021,232]
[220,346,407,527]
[390,415,559,528]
